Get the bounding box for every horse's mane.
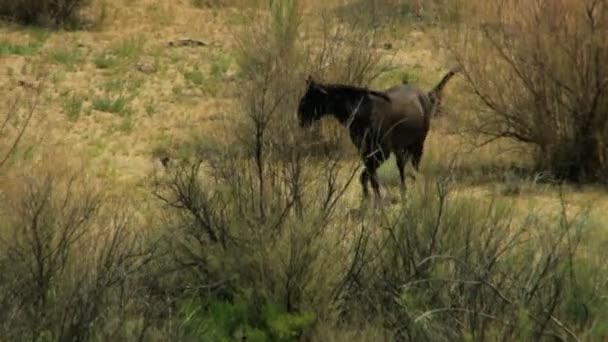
[322,83,391,103]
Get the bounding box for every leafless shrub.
[447,0,608,183]
[0,83,42,171]
[334,177,606,341]
[150,1,363,325]
[0,168,153,340]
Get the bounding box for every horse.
[296,67,460,198]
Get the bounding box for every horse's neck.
[328,93,370,126]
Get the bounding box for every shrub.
[0,0,91,28]
[0,81,42,170]
[333,178,608,341]
[448,0,608,183]
[0,167,153,340]
[178,294,315,340]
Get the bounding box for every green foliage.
[179,295,315,341]
[262,301,315,341]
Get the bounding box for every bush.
[151,156,608,340]
[147,1,608,340]
[178,294,315,341]
[334,178,608,341]
[448,0,608,183]
[0,81,42,171]
[0,0,91,28]
[0,166,154,340]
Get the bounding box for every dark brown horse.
[297,68,460,198]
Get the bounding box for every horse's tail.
[427,66,461,116]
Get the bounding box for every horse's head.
[297,75,329,128]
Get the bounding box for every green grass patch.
[110,36,145,60]
[0,40,43,56]
[117,117,134,134]
[50,48,83,68]
[93,54,118,69]
[183,69,205,85]
[26,27,52,42]
[101,78,128,93]
[145,101,158,116]
[62,92,85,121]
[92,96,131,116]
[210,53,233,78]
[100,77,145,95]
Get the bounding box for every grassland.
[1,0,607,341]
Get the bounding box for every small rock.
[135,60,157,74]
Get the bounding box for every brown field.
[1,0,607,340]
[2,0,605,211]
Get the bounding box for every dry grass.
[0,0,605,209]
[1,1,608,340]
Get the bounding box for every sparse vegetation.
[448,0,608,183]
[110,36,145,61]
[93,53,118,69]
[50,47,83,68]
[0,39,43,56]
[183,68,205,86]
[62,91,85,121]
[0,0,607,341]
[92,96,130,116]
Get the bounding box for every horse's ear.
[306,75,313,86]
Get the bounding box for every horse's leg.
[365,158,382,199]
[360,168,370,198]
[410,140,425,179]
[395,151,409,194]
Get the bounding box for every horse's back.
[383,84,427,106]
[374,84,429,148]
[377,84,427,121]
